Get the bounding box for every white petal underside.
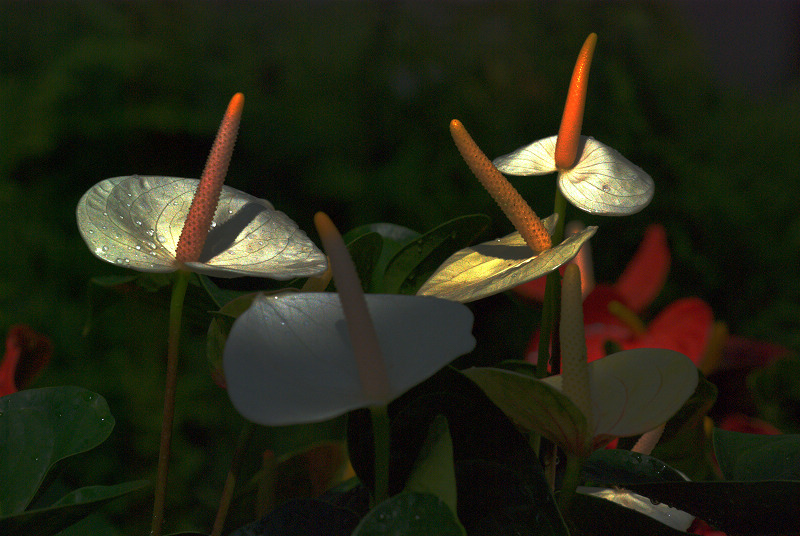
[416,215,597,303]
[76,175,327,278]
[493,136,654,216]
[223,293,476,425]
[542,349,698,437]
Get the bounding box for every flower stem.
[370,404,391,507]
[150,269,191,536]
[210,421,255,536]
[557,452,583,513]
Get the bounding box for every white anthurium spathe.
[463,348,698,457]
[223,292,476,425]
[578,487,695,531]
[416,214,597,303]
[493,135,654,216]
[76,175,327,279]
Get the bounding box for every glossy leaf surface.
[713,428,800,481]
[0,387,114,515]
[417,214,597,303]
[352,492,465,536]
[224,293,475,425]
[77,175,327,278]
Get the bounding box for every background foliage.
[2,2,799,534]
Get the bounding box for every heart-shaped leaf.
[569,489,690,535]
[0,387,114,516]
[404,415,458,515]
[713,428,800,481]
[461,367,592,456]
[583,449,688,486]
[352,491,465,536]
[0,480,148,536]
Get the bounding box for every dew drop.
[102,246,109,252]
[146,229,155,237]
[157,235,166,243]
[115,258,124,264]
[602,184,611,192]
[135,219,143,226]
[135,245,142,250]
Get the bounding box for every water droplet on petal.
[157,235,166,243]
[102,246,109,252]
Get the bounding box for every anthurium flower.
[76,93,326,279]
[493,34,653,216]
[520,224,718,372]
[416,119,596,303]
[0,325,52,396]
[463,265,698,458]
[223,213,476,426]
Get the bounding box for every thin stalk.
[370,404,391,507]
[557,452,583,513]
[150,269,191,536]
[210,421,256,536]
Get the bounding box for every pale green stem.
[150,269,191,536]
[557,452,583,513]
[370,404,391,507]
[210,421,255,536]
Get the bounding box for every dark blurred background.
[2,2,799,534]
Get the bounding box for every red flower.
[0,325,52,396]
[518,224,718,370]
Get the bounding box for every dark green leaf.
[345,232,384,292]
[626,480,800,535]
[568,491,689,535]
[583,449,688,486]
[0,387,114,516]
[0,480,148,536]
[713,428,800,481]
[228,497,359,536]
[404,415,457,515]
[196,273,250,309]
[382,214,489,295]
[352,492,465,536]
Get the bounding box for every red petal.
[614,224,670,313]
[636,298,713,366]
[0,325,52,396]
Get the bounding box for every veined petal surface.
[76,175,327,278]
[542,348,698,439]
[416,215,597,303]
[494,136,654,216]
[559,137,654,216]
[223,293,475,425]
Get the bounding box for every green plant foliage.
[0,481,148,536]
[567,492,688,536]
[713,428,800,481]
[403,415,458,518]
[625,481,800,535]
[0,387,115,515]
[381,214,489,295]
[352,492,464,536]
[583,450,687,487]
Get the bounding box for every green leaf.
[352,492,465,536]
[651,371,718,481]
[713,428,800,481]
[345,231,384,292]
[583,449,688,486]
[404,415,458,516]
[196,273,250,309]
[626,480,800,535]
[206,291,258,386]
[0,387,114,516]
[382,214,489,295]
[0,480,148,536]
[344,223,419,292]
[568,491,689,535]
[462,367,592,457]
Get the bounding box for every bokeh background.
[2,2,800,534]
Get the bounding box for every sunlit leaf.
[0,387,114,516]
[224,293,475,425]
[76,175,326,278]
[494,136,654,216]
[569,489,691,535]
[352,492,465,536]
[416,214,597,303]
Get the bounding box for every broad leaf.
[714,428,800,481]
[0,387,114,516]
[569,490,689,535]
[583,449,688,486]
[352,492,465,536]
[0,480,148,536]
[404,415,458,516]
